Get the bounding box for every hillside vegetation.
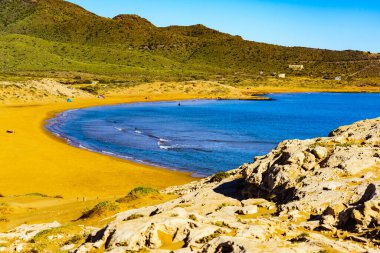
[0,0,379,86]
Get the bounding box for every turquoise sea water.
[46,93,380,176]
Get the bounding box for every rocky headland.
[1,118,380,252]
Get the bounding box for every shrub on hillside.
[116,186,159,203]
[80,201,119,219]
[209,172,230,183]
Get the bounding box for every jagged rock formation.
[73,118,380,252]
[242,118,380,232]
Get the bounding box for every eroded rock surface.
[74,118,380,252]
[1,119,379,252]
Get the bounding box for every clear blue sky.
[67,0,380,52]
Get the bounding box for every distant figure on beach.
[67,98,72,103]
[178,102,181,106]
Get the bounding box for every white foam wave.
[79,144,93,152]
[102,151,115,155]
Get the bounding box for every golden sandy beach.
[0,95,200,199]
[0,94,206,230]
[1,81,378,198]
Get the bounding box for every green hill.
[0,0,379,83]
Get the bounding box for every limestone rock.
[236,205,258,215]
[73,118,380,252]
[0,221,61,241]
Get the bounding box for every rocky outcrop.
[0,222,61,252]
[1,118,379,252]
[73,118,380,252]
[242,118,380,234]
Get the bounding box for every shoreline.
[0,94,209,199]
[43,98,255,178]
[42,91,380,179]
[0,89,379,231]
[1,89,378,198]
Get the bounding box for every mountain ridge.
[0,0,379,82]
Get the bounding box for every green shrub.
[79,85,98,94]
[209,172,230,183]
[297,175,306,183]
[64,234,83,245]
[125,213,144,221]
[80,201,119,219]
[196,229,223,244]
[290,232,309,243]
[31,229,53,243]
[0,203,13,215]
[116,187,159,203]
[26,192,48,197]
[0,216,9,223]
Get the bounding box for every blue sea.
[46,93,380,176]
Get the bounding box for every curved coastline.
[1,94,211,200]
[42,98,221,178]
[43,92,380,178]
[3,90,379,199]
[44,99,225,178]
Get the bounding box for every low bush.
[0,203,13,215]
[80,201,119,219]
[290,232,309,243]
[0,216,9,223]
[116,187,159,203]
[209,172,230,183]
[125,213,144,221]
[64,234,83,245]
[26,192,49,197]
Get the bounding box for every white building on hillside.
[289,65,304,70]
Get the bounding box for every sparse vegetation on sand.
[80,201,120,219]
[116,186,159,203]
[29,225,86,252]
[125,213,144,221]
[0,203,13,215]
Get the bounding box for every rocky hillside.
[70,118,380,252]
[0,121,379,252]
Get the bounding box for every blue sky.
[67,0,380,52]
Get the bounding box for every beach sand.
[0,80,378,231]
[0,79,272,230]
[0,95,201,199]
